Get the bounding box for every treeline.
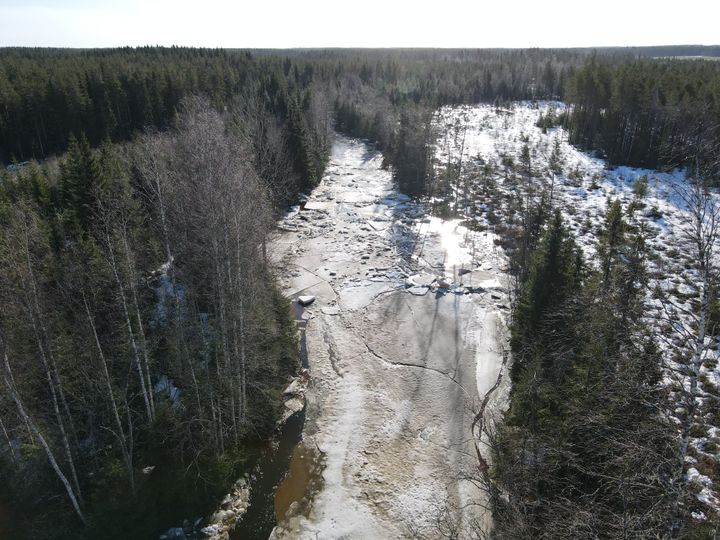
[328,49,720,195]
[590,45,720,58]
[5,46,720,198]
[564,56,720,181]
[330,48,588,194]
[0,47,330,199]
[1,46,589,196]
[0,47,246,161]
[0,96,330,539]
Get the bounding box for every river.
[259,135,510,539]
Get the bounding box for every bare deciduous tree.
[663,176,720,535]
[1,336,86,525]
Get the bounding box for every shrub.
[634,175,649,198]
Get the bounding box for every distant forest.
[565,56,720,180]
[0,47,583,163]
[2,46,719,189]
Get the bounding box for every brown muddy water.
[274,444,321,522]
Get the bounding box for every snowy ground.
[268,136,510,539]
[432,102,720,515]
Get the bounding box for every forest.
[0,46,336,537]
[489,157,720,539]
[563,56,720,182]
[490,196,680,537]
[411,85,719,537]
[0,96,324,538]
[0,45,719,539]
[0,46,593,193]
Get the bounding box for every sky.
[0,0,718,49]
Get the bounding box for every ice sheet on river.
[270,135,509,539]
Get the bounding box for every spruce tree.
[59,133,105,235]
[511,210,581,379]
[597,199,625,284]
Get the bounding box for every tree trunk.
[0,414,17,464]
[107,233,154,422]
[671,178,718,536]
[120,231,156,420]
[20,223,83,503]
[2,349,86,526]
[83,294,135,493]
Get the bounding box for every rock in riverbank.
[199,478,251,539]
[279,370,309,425]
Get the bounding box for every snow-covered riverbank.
[433,101,720,517]
[268,136,510,538]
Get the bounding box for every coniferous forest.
[0,45,719,539]
[564,56,720,181]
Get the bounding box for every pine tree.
[519,143,532,181]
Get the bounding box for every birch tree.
[1,335,86,525]
[0,204,84,506]
[170,97,273,447]
[664,177,720,535]
[97,196,156,424]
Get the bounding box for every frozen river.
[268,135,510,539]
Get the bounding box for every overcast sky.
[0,0,718,49]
